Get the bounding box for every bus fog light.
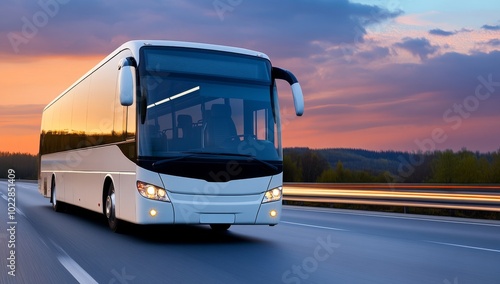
[149,209,158,217]
[270,210,277,217]
[262,186,282,203]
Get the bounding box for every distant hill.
[285,147,404,175]
[284,147,500,183]
[316,148,402,174]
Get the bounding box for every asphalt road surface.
[1,181,499,284]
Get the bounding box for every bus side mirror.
[291,83,304,116]
[272,67,304,116]
[118,57,137,106]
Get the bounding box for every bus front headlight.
[262,186,282,203]
[137,181,170,202]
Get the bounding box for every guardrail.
[283,183,500,212]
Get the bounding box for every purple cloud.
[356,46,391,61]
[429,28,456,36]
[394,37,439,60]
[0,0,401,58]
[481,24,500,31]
[486,39,500,46]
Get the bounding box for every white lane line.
[281,221,347,231]
[1,182,96,283]
[426,241,500,254]
[285,206,500,228]
[51,240,98,284]
[57,255,99,284]
[15,208,27,218]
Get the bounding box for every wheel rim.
[105,191,115,219]
[52,185,57,207]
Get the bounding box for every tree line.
[284,148,500,183]
[0,152,38,180]
[1,148,499,183]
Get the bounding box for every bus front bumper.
[135,192,281,225]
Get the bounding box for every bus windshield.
[138,47,281,162]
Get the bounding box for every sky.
[1,0,500,154]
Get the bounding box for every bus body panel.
[40,145,136,214]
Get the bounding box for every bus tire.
[51,178,65,212]
[105,183,122,232]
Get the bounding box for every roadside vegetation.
[1,148,500,183]
[284,147,500,183]
[0,152,38,179]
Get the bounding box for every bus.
[39,40,304,232]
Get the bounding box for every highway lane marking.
[51,240,99,284]
[281,221,348,231]
[284,206,500,228]
[15,208,27,218]
[426,241,500,254]
[58,255,99,284]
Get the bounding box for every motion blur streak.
[284,183,500,212]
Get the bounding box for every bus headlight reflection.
[137,181,170,202]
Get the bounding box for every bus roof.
[44,40,271,111]
[122,40,270,61]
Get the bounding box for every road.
[1,181,499,284]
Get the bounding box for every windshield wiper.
[247,156,278,171]
[152,153,195,168]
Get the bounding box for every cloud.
[429,29,455,36]
[356,46,391,61]
[0,104,44,133]
[428,28,472,37]
[393,37,439,60]
[481,24,500,31]
[485,39,500,47]
[429,28,456,36]
[0,104,44,116]
[0,0,402,58]
[297,49,500,151]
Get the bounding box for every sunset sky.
[1,0,500,154]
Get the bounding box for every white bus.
[39,40,304,232]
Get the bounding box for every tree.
[490,150,500,183]
[317,168,337,183]
[299,150,330,182]
[455,149,479,183]
[430,150,457,183]
[0,152,39,179]
[283,154,302,182]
